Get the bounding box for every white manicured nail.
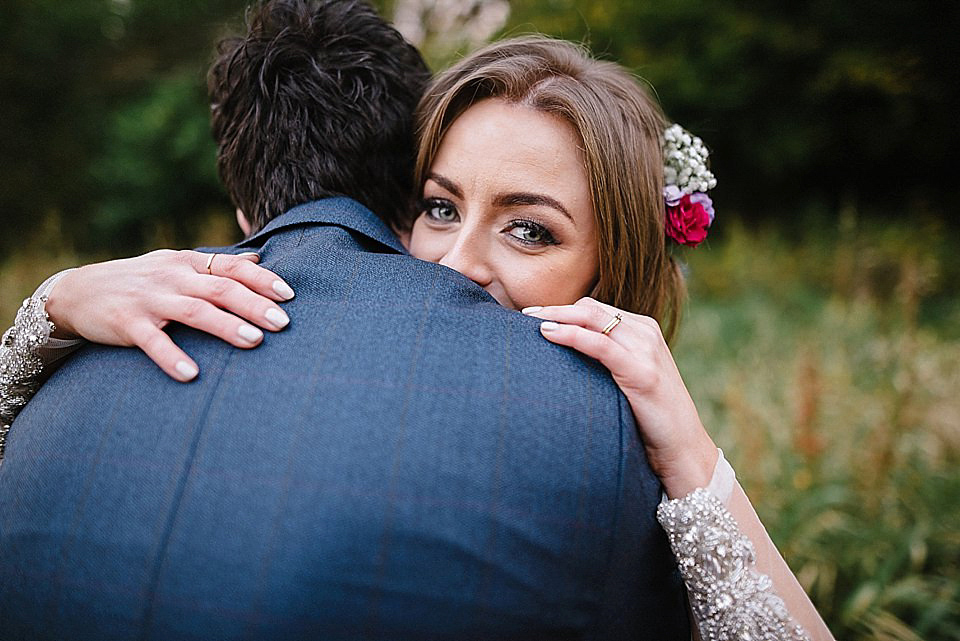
[176,361,199,381]
[540,321,560,332]
[522,306,543,314]
[272,280,295,300]
[238,324,263,343]
[265,308,290,329]
[238,252,260,260]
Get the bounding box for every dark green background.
[2,0,957,254]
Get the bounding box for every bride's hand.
[45,250,295,383]
[523,297,718,499]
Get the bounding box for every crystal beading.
[657,488,811,641]
[0,295,55,461]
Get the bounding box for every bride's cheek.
[506,271,552,310]
[406,222,434,262]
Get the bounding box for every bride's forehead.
[435,101,586,181]
[445,99,579,144]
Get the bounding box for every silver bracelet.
[657,488,811,641]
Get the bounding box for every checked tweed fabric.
[0,198,688,641]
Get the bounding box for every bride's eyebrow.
[427,172,574,223]
[426,172,462,198]
[494,192,573,222]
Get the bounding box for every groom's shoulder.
[200,199,583,349]
[204,199,646,423]
[199,197,500,306]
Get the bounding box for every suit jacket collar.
[237,197,407,254]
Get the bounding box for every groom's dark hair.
[208,0,430,233]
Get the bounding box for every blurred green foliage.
[1,0,958,256]
[0,0,245,252]
[674,221,960,641]
[91,67,222,245]
[503,0,960,224]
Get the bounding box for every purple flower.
[663,185,684,207]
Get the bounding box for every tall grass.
[676,215,960,640]
[1,212,958,639]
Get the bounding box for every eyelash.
[417,198,560,247]
[418,198,459,223]
[503,219,559,246]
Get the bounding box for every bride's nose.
[438,228,494,288]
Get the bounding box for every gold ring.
[205,253,217,275]
[601,313,623,336]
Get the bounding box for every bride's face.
[408,98,600,311]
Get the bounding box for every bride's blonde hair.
[414,36,686,343]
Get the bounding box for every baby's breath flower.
[663,124,716,195]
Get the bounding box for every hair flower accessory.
[663,124,716,247]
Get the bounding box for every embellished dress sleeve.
[0,270,84,461]
[656,451,812,641]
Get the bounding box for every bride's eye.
[419,198,459,224]
[504,220,558,246]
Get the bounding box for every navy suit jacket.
[0,198,688,640]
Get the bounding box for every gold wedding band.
[205,253,217,275]
[601,313,623,336]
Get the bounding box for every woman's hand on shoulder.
[45,250,295,382]
[523,297,717,498]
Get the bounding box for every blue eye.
[419,198,459,223]
[505,220,558,246]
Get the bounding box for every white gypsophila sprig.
[663,124,717,195]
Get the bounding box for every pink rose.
[665,193,711,247]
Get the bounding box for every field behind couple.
[3,211,958,640]
[677,215,960,640]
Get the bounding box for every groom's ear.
[236,208,252,237]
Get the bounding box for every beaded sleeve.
[657,487,811,641]
[0,296,55,459]
[0,270,82,462]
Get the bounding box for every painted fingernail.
[265,307,290,329]
[238,252,260,261]
[238,324,264,343]
[540,321,560,332]
[272,280,295,300]
[521,306,543,314]
[175,361,199,381]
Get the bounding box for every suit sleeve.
[587,392,690,640]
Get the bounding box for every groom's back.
[0,200,687,640]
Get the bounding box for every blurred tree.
[0,0,246,254]
[1,0,114,251]
[1,0,957,257]
[90,67,223,247]
[504,0,960,224]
